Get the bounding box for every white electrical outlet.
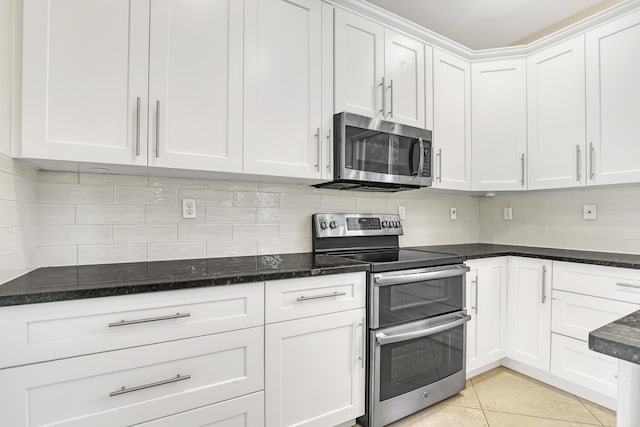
[504,207,513,220]
[182,199,197,219]
[450,208,457,220]
[398,206,406,220]
[584,204,597,220]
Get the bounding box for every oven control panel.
[313,213,403,238]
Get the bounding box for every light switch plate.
[450,208,457,220]
[398,206,406,220]
[182,199,197,219]
[583,204,597,220]
[504,207,513,220]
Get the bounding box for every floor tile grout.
[576,396,605,426]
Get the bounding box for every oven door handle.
[376,313,471,345]
[374,266,470,286]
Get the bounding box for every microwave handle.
[376,313,471,345]
[409,138,425,177]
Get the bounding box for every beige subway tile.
[77,205,145,225]
[38,170,79,184]
[281,193,321,209]
[235,191,280,208]
[38,205,76,225]
[80,173,148,186]
[233,224,279,240]
[258,238,311,255]
[115,186,178,206]
[145,206,205,224]
[39,183,114,205]
[205,207,256,224]
[149,176,209,189]
[320,195,356,210]
[39,225,113,246]
[78,244,147,265]
[178,189,234,207]
[147,242,207,261]
[178,224,232,242]
[114,225,177,243]
[207,240,257,257]
[33,245,78,267]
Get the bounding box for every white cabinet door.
[21,0,150,166]
[471,59,527,191]
[586,10,640,186]
[466,258,508,374]
[265,309,365,427]
[148,0,243,173]
[384,29,425,128]
[334,9,384,120]
[433,49,471,190]
[244,0,322,179]
[528,36,586,190]
[507,257,552,372]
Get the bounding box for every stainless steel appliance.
[314,112,432,192]
[312,213,470,427]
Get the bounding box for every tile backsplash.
[33,170,480,267]
[479,185,640,253]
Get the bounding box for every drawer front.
[265,272,366,323]
[0,282,264,368]
[0,327,264,427]
[552,290,639,341]
[134,391,264,427]
[551,333,618,399]
[553,261,640,304]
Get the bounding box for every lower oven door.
[369,311,471,427]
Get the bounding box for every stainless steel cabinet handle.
[576,145,581,181]
[471,276,479,313]
[541,265,547,304]
[590,142,595,179]
[388,79,394,118]
[360,318,365,368]
[617,282,640,290]
[326,129,332,172]
[109,374,190,397]
[296,291,346,302]
[314,127,320,172]
[437,149,443,182]
[155,100,160,158]
[354,320,365,368]
[376,313,471,345]
[379,77,386,118]
[135,96,141,156]
[108,312,191,328]
[521,153,525,186]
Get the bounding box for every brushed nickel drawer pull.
[541,265,547,304]
[108,312,191,328]
[109,374,190,397]
[616,282,640,290]
[296,291,346,302]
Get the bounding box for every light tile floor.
[388,367,616,427]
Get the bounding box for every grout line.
[469,378,491,426]
[482,409,601,426]
[576,395,605,426]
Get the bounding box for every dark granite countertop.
[589,310,640,365]
[0,253,369,307]
[409,243,640,270]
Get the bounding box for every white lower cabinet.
[265,309,366,427]
[133,391,265,427]
[507,257,552,372]
[0,328,264,427]
[551,334,618,399]
[465,257,508,374]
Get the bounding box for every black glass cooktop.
[336,249,464,272]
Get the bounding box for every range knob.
[329,221,338,229]
[320,221,329,230]
[395,221,401,228]
[381,221,389,228]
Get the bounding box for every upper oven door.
[371,264,469,329]
[335,112,432,187]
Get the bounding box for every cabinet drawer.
[265,272,366,323]
[551,333,618,399]
[0,327,264,427]
[553,261,640,304]
[0,282,264,368]
[552,290,639,341]
[134,391,264,427]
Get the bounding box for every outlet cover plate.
[504,207,513,220]
[182,199,197,219]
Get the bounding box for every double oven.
[312,213,470,427]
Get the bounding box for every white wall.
[480,185,640,253]
[32,171,480,267]
[0,0,13,156]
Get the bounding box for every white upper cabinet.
[334,9,385,120]
[148,0,243,173]
[528,36,586,190]
[383,29,425,128]
[21,0,150,166]
[433,49,472,190]
[243,0,322,179]
[471,59,527,191]
[586,10,640,186]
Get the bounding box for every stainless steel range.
[312,213,470,427]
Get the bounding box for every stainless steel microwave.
[315,112,433,192]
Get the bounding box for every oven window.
[379,323,464,401]
[378,276,464,328]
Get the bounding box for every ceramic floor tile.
[484,410,600,427]
[441,379,483,409]
[471,368,600,424]
[391,404,488,427]
[578,397,617,426]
